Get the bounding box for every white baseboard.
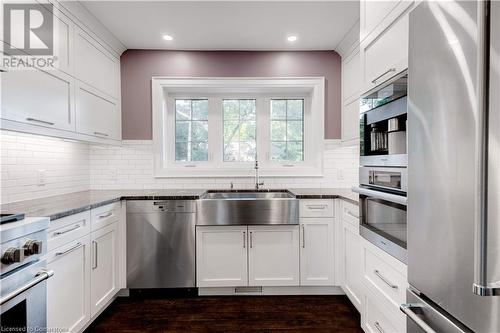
[198,286,345,296]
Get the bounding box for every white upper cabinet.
[360,0,413,42]
[74,27,120,100]
[342,49,361,104]
[248,225,300,287]
[196,226,248,288]
[1,69,75,132]
[342,99,360,143]
[360,12,409,93]
[300,218,335,286]
[76,82,121,140]
[52,10,74,75]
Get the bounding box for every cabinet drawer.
[361,12,409,93]
[364,288,406,333]
[299,200,334,218]
[48,211,91,252]
[91,202,120,231]
[364,244,407,307]
[341,200,359,226]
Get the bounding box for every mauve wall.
[120,50,341,139]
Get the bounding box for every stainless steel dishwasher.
[126,200,196,288]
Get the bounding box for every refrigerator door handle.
[400,304,438,333]
[473,0,500,297]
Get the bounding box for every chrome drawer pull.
[374,321,385,333]
[250,232,253,248]
[243,231,246,248]
[55,242,82,256]
[92,241,98,269]
[98,212,113,219]
[374,270,398,289]
[306,205,327,210]
[53,224,80,236]
[26,117,55,125]
[345,210,358,219]
[371,68,396,84]
[94,131,109,137]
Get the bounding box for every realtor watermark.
[2,2,58,70]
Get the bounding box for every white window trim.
[152,77,325,178]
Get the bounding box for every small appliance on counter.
[0,215,53,331]
[354,70,408,264]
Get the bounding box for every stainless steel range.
[1,215,53,332]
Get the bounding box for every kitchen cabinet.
[342,99,360,144]
[360,11,410,93]
[76,82,121,140]
[340,203,364,312]
[74,27,120,100]
[90,222,118,318]
[360,0,413,42]
[1,68,75,132]
[342,49,361,104]
[299,218,335,286]
[47,235,91,333]
[248,225,300,287]
[196,226,248,287]
[52,9,74,75]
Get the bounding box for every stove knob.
[1,247,24,264]
[24,240,43,255]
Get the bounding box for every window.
[175,99,208,161]
[223,99,256,162]
[153,77,325,177]
[270,99,304,161]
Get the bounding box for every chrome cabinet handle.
[473,1,500,297]
[306,205,327,210]
[352,186,407,206]
[53,224,80,236]
[374,321,385,333]
[400,304,438,333]
[371,68,396,84]
[374,270,398,289]
[345,210,359,219]
[26,117,55,125]
[94,131,109,137]
[249,232,253,248]
[1,269,54,305]
[55,242,82,256]
[92,241,98,269]
[302,225,306,248]
[243,231,246,248]
[98,212,113,219]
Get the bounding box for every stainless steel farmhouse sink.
[197,190,299,225]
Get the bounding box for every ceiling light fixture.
[163,34,174,41]
[287,35,298,42]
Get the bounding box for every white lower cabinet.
[341,214,364,311]
[90,222,118,318]
[196,226,248,287]
[47,236,91,333]
[299,218,335,286]
[196,225,299,287]
[248,225,299,287]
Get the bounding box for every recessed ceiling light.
[163,34,174,41]
[287,35,298,42]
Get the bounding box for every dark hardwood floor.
[86,294,362,333]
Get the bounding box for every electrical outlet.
[37,169,46,186]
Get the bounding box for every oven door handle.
[0,269,54,305]
[352,186,407,205]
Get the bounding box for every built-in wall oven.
[354,70,408,263]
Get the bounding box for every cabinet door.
[52,9,73,75]
[90,223,118,317]
[360,0,413,42]
[1,69,75,131]
[360,12,409,93]
[47,236,91,333]
[74,27,119,99]
[342,220,364,311]
[342,49,361,104]
[300,218,335,286]
[248,225,299,286]
[76,82,121,140]
[342,99,360,143]
[196,226,248,287]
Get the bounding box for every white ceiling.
[81,1,359,51]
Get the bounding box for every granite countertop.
[0,188,357,221]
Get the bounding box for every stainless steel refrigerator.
[404,1,500,332]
